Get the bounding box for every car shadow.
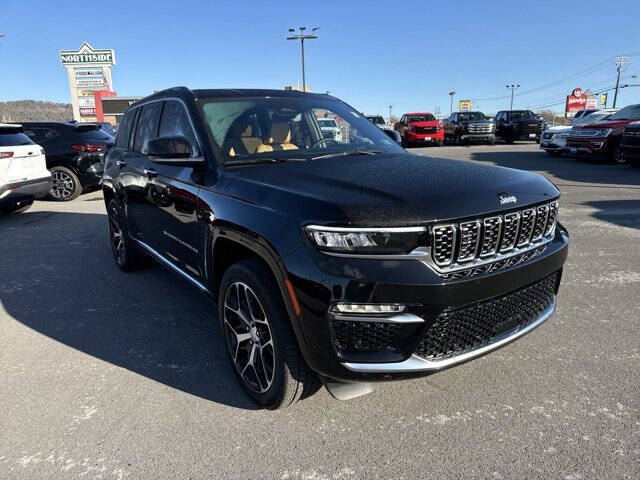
[0,210,259,410]
[584,199,640,231]
[468,149,640,188]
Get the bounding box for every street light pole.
[287,26,318,93]
[449,90,455,114]
[506,84,520,110]
[388,105,393,123]
[612,56,629,108]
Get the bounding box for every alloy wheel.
[50,170,75,200]
[108,203,125,265]
[223,282,275,394]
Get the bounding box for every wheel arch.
[208,222,309,355]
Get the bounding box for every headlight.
[594,128,613,137]
[304,226,426,254]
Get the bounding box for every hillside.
[0,100,73,123]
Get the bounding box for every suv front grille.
[430,200,558,272]
[468,123,493,133]
[414,273,557,360]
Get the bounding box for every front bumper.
[406,131,444,143]
[565,137,609,157]
[460,133,495,142]
[284,224,569,382]
[0,175,53,207]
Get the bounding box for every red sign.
[93,89,116,121]
[565,87,588,116]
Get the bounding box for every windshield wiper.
[311,150,382,161]
[224,157,306,167]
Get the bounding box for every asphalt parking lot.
[1,143,639,479]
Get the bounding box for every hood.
[408,121,440,127]
[512,118,543,125]
[220,153,559,226]
[460,119,493,125]
[545,126,572,133]
[578,119,635,130]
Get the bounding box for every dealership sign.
[458,100,472,111]
[60,43,116,65]
[565,87,597,116]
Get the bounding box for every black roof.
[136,86,334,104]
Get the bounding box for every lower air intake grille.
[331,320,402,354]
[414,273,557,360]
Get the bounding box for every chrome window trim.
[342,298,555,373]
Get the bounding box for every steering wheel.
[311,138,340,149]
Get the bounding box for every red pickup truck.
[394,112,444,147]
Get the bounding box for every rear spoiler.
[0,124,23,134]
[73,123,102,133]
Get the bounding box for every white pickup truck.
[0,124,52,214]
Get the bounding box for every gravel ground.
[1,143,639,479]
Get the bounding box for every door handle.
[116,160,126,167]
[144,168,158,178]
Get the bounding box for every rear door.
[142,99,205,279]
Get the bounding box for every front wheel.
[107,199,149,271]
[219,259,316,409]
[486,138,495,146]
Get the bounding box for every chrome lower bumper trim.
[342,298,555,373]
[330,312,424,324]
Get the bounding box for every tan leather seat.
[228,125,264,156]
[256,123,298,153]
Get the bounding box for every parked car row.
[0,122,115,213]
[540,104,640,167]
[381,109,545,147]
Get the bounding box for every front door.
[142,99,206,280]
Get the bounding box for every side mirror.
[147,135,205,166]
[384,129,402,144]
[147,135,192,158]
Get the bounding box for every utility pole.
[506,84,520,110]
[388,105,393,123]
[287,26,318,93]
[449,90,456,114]
[613,56,630,108]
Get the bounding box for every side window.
[158,100,198,155]
[133,102,162,153]
[23,128,58,144]
[400,115,406,123]
[115,110,135,149]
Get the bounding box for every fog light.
[331,303,406,314]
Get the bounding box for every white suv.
[0,124,52,214]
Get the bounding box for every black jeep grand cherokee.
[103,87,569,409]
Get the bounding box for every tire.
[611,146,625,164]
[107,199,150,271]
[504,136,514,144]
[486,139,495,146]
[48,166,82,201]
[631,158,640,169]
[454,134,461,145]
[219,259,316,409]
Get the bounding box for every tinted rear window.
[78,128,114,142]
[0,133,35,146]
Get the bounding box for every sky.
[2,0,640,117]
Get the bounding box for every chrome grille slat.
[480,217,502,257]
[500,212,520,252]
[517,208,536,247]
[457,220,480,262]
[432,225,456,266]
[429,200,559,275]
[531,205,549,241]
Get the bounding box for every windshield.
[407,114,435,122]
[199,96,404,165]
[608,104,640,120]
[366,116,385,125]
[507,110,536,120]
[458,112,487,121]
